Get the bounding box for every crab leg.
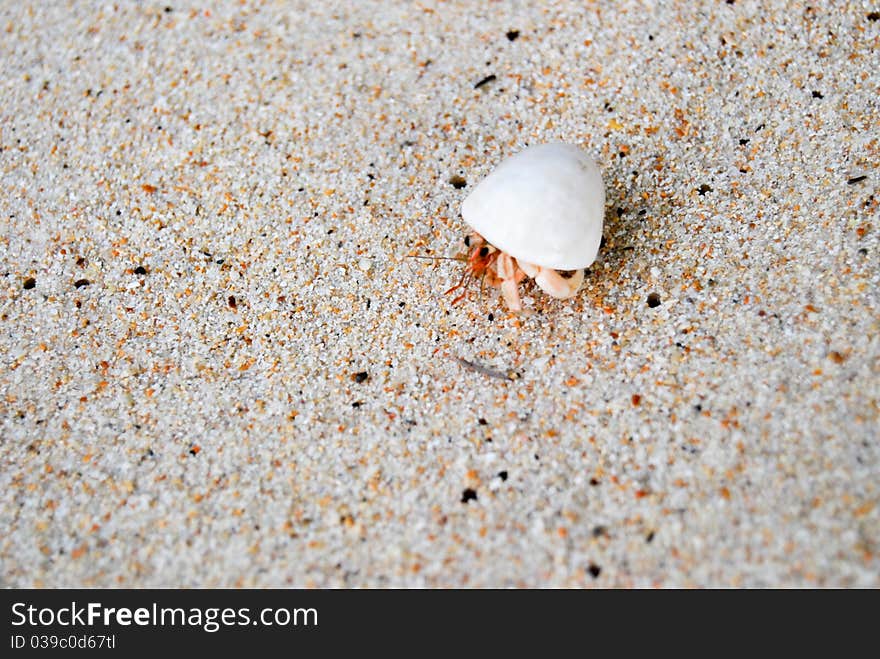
[519,261,584,299]
[495,252,525,311]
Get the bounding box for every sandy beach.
[1,1,877,586]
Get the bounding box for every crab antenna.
[406,254,467,261]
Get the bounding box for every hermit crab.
[447,142,605,311]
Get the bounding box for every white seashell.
[462,142,605,271]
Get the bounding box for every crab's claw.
[519,262,584,299]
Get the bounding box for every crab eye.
[463,235,471,247]
[479,246,490,258]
